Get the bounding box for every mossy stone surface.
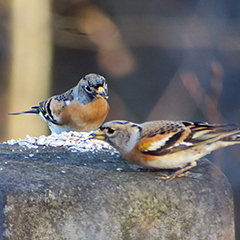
[0,143,235,239]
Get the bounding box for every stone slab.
[0,143,235,239]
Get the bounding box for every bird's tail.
[8,106,40,115]
[222,133,240,143]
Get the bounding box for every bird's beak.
[96,86,108,100]
[90,128,106,140]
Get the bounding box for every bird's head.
[90,120,142,153]
[79,73,108,101]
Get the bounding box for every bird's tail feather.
[222,133,240,142]
[8,106,40,115]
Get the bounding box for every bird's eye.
[84,86,93,93]
[107,128,115,135]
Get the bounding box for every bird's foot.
[158,171,189,181]
[157,161,197,182]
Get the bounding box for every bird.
[90,120,240,181]
[9,73,110,134]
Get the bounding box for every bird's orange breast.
[60,99,110,132]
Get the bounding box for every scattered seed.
[2,131,119,154]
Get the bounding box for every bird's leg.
[158,161,197,181]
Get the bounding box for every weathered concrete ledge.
[0,143,235,239]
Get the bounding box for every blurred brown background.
[1,0,240,237]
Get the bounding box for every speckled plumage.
[9,73,110,134]
[91,120,240,180]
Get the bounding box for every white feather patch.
[65,100,71,106]
[144,138,193,152]
[144,136,171,151]
[179,141,193,146]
